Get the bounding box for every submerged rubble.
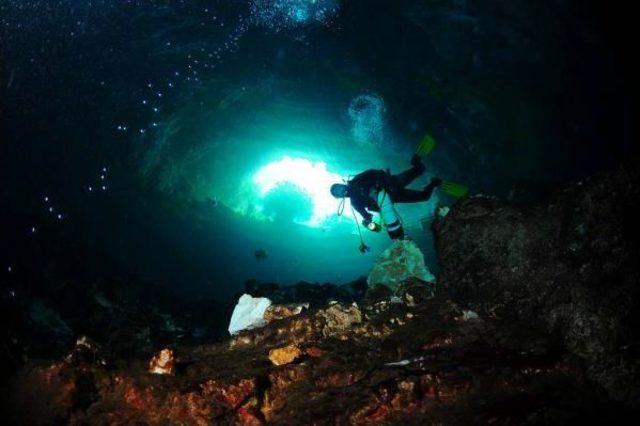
[3,286,632,424]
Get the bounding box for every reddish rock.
[163,392,213,426]
[391,379,419,410]
[304,346,323,357]
[237,399,264,426]
[202,378,257,410]
[316,370,366,388]
[350,398,391,424]
[148,348,174,375]
[11,363,78,422]
[262,365,308,421]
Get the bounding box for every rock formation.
[368,239,436,291]
[3,168,638,423]
[433,166,640,407]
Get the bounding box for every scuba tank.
[377,190,404,239]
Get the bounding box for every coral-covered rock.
[317,302,362,338]
[263,303,308,322]
[148,348,174,375]
[304,346,323,357]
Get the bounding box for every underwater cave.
[1,0,637,423]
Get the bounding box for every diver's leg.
[392,178,440,203]
[392,162,426,187]
[391,188,430,203]
[422,180,438,200]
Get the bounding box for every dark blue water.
[1,0,632,300]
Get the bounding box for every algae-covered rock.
[317,302,362,338]
[263,303,308,322]
[433,167,640,408]
[367,239,435,292]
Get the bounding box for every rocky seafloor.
[2,166,639,424]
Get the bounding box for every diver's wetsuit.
[347,161,437,226]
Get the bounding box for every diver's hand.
[367,222,382,232]
[430,177,443,187]
[362,219,380,231]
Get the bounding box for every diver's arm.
[352,198,373,225]
[358,208,373,226]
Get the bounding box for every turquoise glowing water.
[138,84,443,297]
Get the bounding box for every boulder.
[433,167,640,407]
[228,294,272,335]
[367,239,435,292]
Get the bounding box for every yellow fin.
[441,181,469,198]
[416,133,436,157]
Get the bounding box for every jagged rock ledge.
[433,166,640,408]
[4,286,629,424]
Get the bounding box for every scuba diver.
[330,154,442,241]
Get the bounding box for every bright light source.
[253,156,345,226]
